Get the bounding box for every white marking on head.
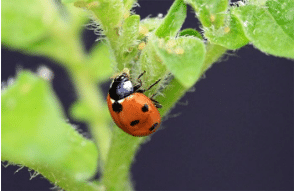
[110,98,115,104]
[118,98,124,104]
[123,81,133,91]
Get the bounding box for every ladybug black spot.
[112,102,122,113]
[149,123,158,131]
[130,120,140,126]
[142,104,149,112]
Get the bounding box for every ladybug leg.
[150,97,162,108]
[134,71,146,92]
[136,78,161,94]
[137,71,146,79]
[133,83,142,92]
[150,93,162,108]
[150,93,156,99]
[145,79,161,92]
[134,72,161,95]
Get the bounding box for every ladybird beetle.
[107,70,162,137]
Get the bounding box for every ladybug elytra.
[107,70,162,137]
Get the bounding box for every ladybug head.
[113,72,129,82]
[109,73,134,100]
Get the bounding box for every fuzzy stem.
[86,0,125,70]
[101,43,227,190]
[47,34,113,170]
[69,67,112,168]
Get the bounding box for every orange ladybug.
[107,70,162,137]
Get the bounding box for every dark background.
[2,0,293,190]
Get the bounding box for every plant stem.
[87,0,125,70]
[53,35,113,169]
[68,65,112,169]
[89,118,112,170]
[101,43,227,190]
[102,130,145,191]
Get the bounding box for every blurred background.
[2,0,293,190]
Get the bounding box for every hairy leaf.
[155,0,187,37]
[205,13,249,49]
[1,0,57,49]
[75,0,124,41]
[186,0,229,29]
[179,28,203,39]
[151,36,206,88]
[267,0,294,41]
[232,3,294,58]
[117,14,140,70]
[123,0,137,11]
[1,72,98,190]
[137,40,168,98]
[87,42,113,82]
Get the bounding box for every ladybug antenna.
[137,71,146,79]
[146,79,161,92]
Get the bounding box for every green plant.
[2,0,293,190]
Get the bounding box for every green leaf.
[137,40,168,98]
[186,0,248,49]
[186,0,229,29]
[204,14,249,49]
[202,43,227,72]
[248,0,268,6]
[267,0,294,41]
[1,0,58,49]
[1,71,98,190]
[140,17,163,33]
[117,15,140,70]
[87,42,113,82]
[179,28,203,39]
[119,15,140,49]
[2,0,89,68]
[64,0,92,3]
[123,0,137,11]
[75,0,124,41]
[138,17,162,42]
[232,3,294,58]
[65,4,90,36]
[62,0,79,3]
[151,36,206,88]
[155,0,187,38]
